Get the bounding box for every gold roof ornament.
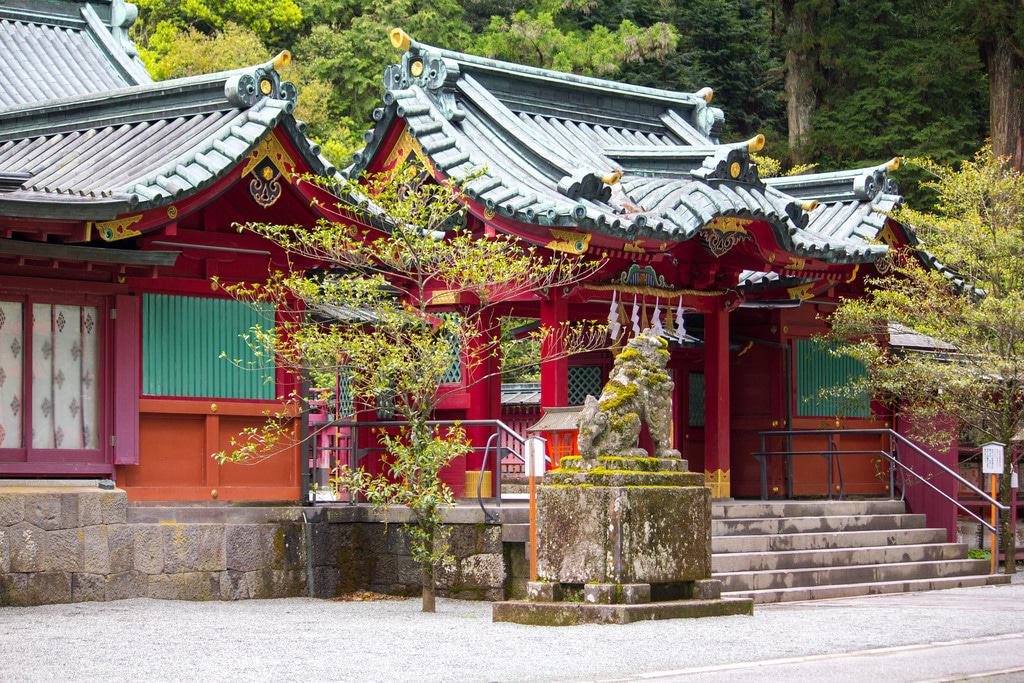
[272,51,291,69]
[885,157,901,172]
[390,28,412,51]
[696,87,714,103]
[602,169,623,185]
[746,134,766,153]
[801,200,820,212]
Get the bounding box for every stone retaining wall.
[0,487,506,606]
[311,506,506,601]
[0,488,306,606]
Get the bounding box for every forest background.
[132,0,1023,205]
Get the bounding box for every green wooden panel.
[440,313,462,384]
[567,365,602,405]
[142,294,275,400]
[688,372,705,428]
[795,339,870,417]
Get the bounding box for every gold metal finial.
[747,134,766,153]
[410,59,424,77]
[801,200,820,212]
[272,50,291,69]
[696,87,714,103]
[602,169,623,185]
[390,28,412,51]
[885,157,901,171]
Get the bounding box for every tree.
[214,164,604,610]
[827,148,1024,573]
[960,1,1024,169]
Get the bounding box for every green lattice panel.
[795,339,871,417]
[336,367,354,417]
[688,373,705,428]
[142,294,275,399]
[567,365,602,405]
[440,312,462,384]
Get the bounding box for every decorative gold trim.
[783,257,807,270]
[242,133,297,183]
[430,290,459,305]
[93,214,143,242]
[787,282,817,301]
[845,264,860,284]
[547,229,591,255]
[704,469,731,498]
[706,216,750,234]
[410,59,424,77]
[382,127,434,176]
[585,283,726,297]
[747,134,766,153]
[737,340,754,357]
[166,205,178,219]
[483,207,495,220]
[879,224,899,247]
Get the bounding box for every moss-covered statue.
[577,331,682,461]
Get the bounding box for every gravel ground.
[0,582,1021,683]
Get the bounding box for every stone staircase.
[498,499,1011,604]
[713,500,1010,604]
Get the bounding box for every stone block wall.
[311,507,506,601]
[1,487,507,606]
[0,488,307,607]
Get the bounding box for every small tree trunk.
[782,1,819,165]
[421,565,436,612]
[986,33,1024,171]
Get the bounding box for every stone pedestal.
[492,457,753,625]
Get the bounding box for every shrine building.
[0,0,365,501]
[343,30,963,500]
[0,4,964,505]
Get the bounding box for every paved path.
[0,581,1021,682]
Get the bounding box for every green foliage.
[830,149,1024,447]
[214,164,604,609]
[472,11,677,77]
[135,0,303,47]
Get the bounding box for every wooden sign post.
[981,441,1005,574]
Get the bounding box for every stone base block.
[583,582,650,605]
[492,597,754,626]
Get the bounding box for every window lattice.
[567,365,602,405]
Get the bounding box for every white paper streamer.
[630,295,641,336]
[651,297,664,337]
[607,290,621,339]
[675,295,687,344]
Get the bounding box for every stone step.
[497,505,530,525]
[712,500,906,520]
[712,527,948,554]
[713,513,926,536]
[712,543,967,573]
[501,523,530,543]
[715,558,991,592]
[723,573,1012,604]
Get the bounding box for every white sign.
[981,442,1005,475]
[524,436,547,479]
[1012,470,1019,489]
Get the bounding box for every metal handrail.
[308,418,531,515]
[757,428,1008,538]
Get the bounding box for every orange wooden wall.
[117,398,301,502]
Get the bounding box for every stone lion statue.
[576,331,682,461]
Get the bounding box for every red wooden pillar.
[540,290,569,410]
[704,302,731,499]
[465,309,501,496]
[539,291,569,469]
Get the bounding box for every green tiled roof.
[0,0,151,109]
[0,1,335,223]
[353,34,909,266]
